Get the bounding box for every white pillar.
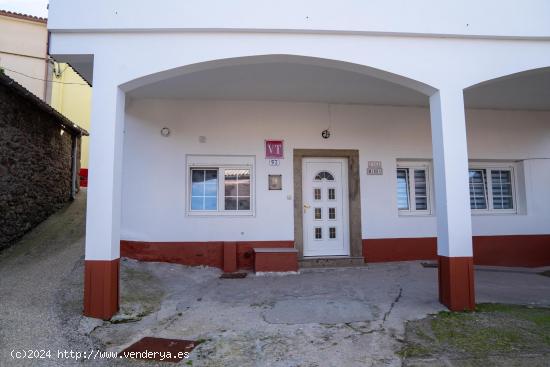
[83,58,125,319]
[430,88,475,311]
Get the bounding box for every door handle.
[303,204,311,213]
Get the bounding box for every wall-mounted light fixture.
[160,127,170,137]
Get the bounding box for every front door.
[302,158,350,257]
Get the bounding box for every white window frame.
[396,161,433,216]
[469,162,517,215]
[186,155,255,216]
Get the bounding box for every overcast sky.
[0,0,48,18]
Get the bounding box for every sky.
[0,0,48,18]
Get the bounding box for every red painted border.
[120,240,294,270]
[363,235,550,267]
[438,256,475,311]
[473,235,550,267]
[363,237,437,262]
[84,259,119,320]
[121,235,549,270]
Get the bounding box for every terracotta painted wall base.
[363,235,550,267]
[438,256,475,311]
[84,259,119,320]
[120,240,294,270]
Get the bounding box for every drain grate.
[220,272,248,279]
[421,262,438,268]
[121,337,198,362]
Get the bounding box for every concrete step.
[253,248,299,273]
[299,256,366,268]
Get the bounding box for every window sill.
[471,211,518,216]
[187,211,255,217]
[398,212,434,217]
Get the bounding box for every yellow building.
[50,63,92,170]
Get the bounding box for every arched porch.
[82,55,549,319]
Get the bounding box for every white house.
[47,0,550,320]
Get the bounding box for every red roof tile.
[0,9,47,24]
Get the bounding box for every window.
[315,171,334,181]
[191,169,218,211]
[314,188,321,200]
[189,166,253,215]
[314,227,322,239]
[224,169,251,211]
[396,160,519,216]
[396,163,432,215]
[469,166,515,213]
[314,208,322,220]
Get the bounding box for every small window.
[328,208,336,220]
[314,227,322,239]
[328,188,336,200]
[329,227,336,239]
[314,171,335,181]
[189,166,253,215]
[314,208,322,220]
[469,166,515,213]
[314,188,321,200]
[396,163,431,215]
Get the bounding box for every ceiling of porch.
[127,63,550,110]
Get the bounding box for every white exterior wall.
[48,0,550,39]
[121,100,550,242]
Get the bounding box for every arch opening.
[122,55,436,106]
[464,67,550,110]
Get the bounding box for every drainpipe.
[70,134,78,200]
[43,31,51,102]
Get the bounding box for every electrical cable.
[2,67,89,85]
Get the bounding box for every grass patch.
[400,303,550,361]
[397,344,432,358]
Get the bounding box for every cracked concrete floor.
[89,259,446,367]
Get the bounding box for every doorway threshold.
[299,256,366,269]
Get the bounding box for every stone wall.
[0,81,81,250]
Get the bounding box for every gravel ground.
[0,191,94,366]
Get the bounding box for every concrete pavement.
[1,191,549,366]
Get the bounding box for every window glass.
[396,168,410,210]
[315,171,334,181]
[315,227,322,239]
[315,208,322,220]
[191,169,218,210]
[491,170,513,210]
[469,169,487,210]
[224,169,251,211]
[314,188,321,200]
[414,169,428,210]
